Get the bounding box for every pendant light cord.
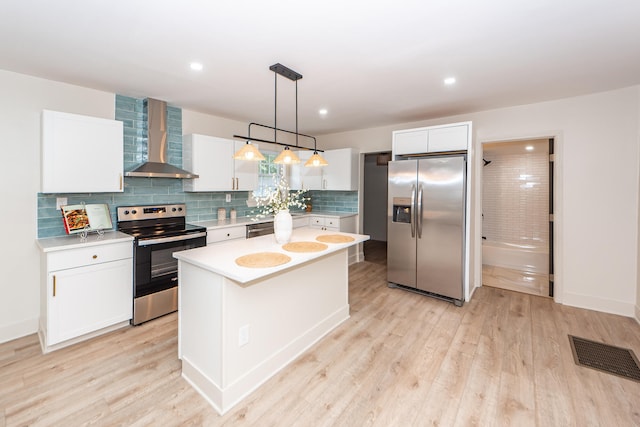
[274,71,277,143]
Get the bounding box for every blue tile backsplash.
[37,95,358,238]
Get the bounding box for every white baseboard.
[0,317,38,345]
[182,306,349,415]
[563,291,636,318]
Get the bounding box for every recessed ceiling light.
[444,77,456,85]
[525,145,534,151]
[190,62,203,71]
[319,108,328,116]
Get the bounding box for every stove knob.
[131,209,137,215]
[172,207,177,212]
[124,210,130,215]
[178,207,183,212]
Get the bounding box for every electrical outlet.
[56,197,67,210]
[238,325,249,347]
[226,193,231,203]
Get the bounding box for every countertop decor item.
[316,234,355,244]
[235,252,291,268]
[252,175,308,219]
[282,241,328,252]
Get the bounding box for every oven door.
[134,233,206,298]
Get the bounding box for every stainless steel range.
[117,204,206,325]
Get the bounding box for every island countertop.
[173,227,369,284]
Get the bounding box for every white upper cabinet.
[321,148,359,191]
[427,124,469,152]
[41,110,124,193]
[183,134,259,192]
[289,151,323,190]
[393,130,428,155]
[290,148,359,191]
[392,122,471,157]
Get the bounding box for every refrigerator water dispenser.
[392,197,412,223]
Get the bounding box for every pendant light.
[233,142,265,161]
[233,63,328,167]
[305,151,329,167]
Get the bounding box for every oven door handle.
[137,231,207,246]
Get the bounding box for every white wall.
[320,86,640,317]
[0,70,115,343]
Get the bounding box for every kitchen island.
[173,227,369,415]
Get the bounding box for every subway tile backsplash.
[482,146,549,247]
[37,95,357,238]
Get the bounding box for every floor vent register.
[569,335,640,382]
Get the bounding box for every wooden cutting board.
[315,234,355,244]
[235,252,291,268]
[282,241,328,253]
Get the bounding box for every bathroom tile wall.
[37,95,357,238]
[482,143,549,246]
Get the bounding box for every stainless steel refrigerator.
[387,155,466,306]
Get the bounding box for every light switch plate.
[56,197,67,210]
[226,193,231,203]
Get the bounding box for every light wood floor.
[2,261,640,426]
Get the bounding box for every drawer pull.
[92,255,98,259]
[53,275,56,297]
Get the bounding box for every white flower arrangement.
[252,175,309,218]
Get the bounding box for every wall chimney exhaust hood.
[125,98,198,179]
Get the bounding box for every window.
[255,151,283,196]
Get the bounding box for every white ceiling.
[1,0,639,136]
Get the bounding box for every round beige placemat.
[315,234,355,244]
[235,252,291,268]
[282,241,328,253]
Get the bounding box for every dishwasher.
[246,221,274,238]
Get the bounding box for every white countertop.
[193,211,357,231]
[174,227,368,284]
[36,230,133,252]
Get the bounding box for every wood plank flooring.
[2,260,640,426]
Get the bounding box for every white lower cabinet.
[206,225,246,245]
[308,214,359,263]
[40,241,133,352]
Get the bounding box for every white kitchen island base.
[178,246,352,415]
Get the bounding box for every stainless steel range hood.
[125,98,198,179]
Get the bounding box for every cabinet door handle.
[92,255,98,259]
[232,177,235,190]
[119,173,123,190]
[236,177,239,189]
[53,275,56,297]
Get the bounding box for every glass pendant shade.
[233,142,265,161]
[273,147,300,164]
[304,152,328,167]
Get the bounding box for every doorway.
[362,152,390,265]
[481,138,554,297]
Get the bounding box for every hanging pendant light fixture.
[233,63,328,167]
[233,142,265,161]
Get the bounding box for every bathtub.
[482,240,548,274]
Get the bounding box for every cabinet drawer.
[207,226,246,244]
[47,242,132,272]
[309,216,326,227]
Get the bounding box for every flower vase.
[274,209,293,244]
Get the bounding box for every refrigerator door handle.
[417,185,424,238]
[410,184,416,238]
